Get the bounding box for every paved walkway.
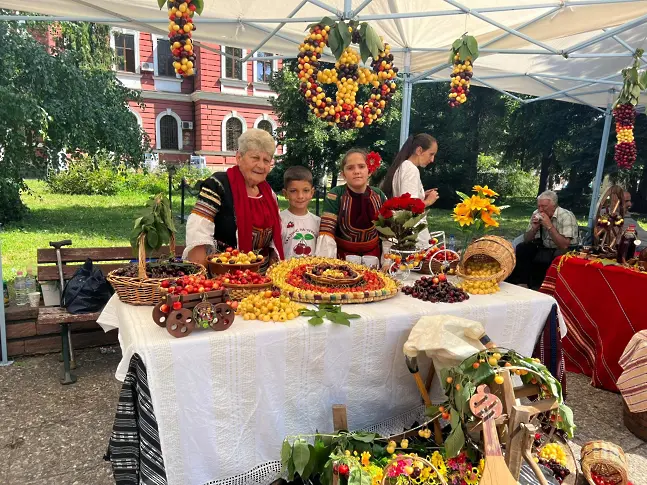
[0,348,645,484]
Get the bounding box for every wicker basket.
[107,235,206,306]
[457,235,516,283]
[580,440,628,485]
[623,399,647,441]
[208,258,264,276]
[222,281,273,301]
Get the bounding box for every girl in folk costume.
[316,149,386,260]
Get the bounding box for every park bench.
[37,244,185,384]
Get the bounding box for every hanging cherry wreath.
[158,0,203,77]
[297,17,398,129]
[448,34,478,108]
[613,49,646,170]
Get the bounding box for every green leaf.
[281,439,292,466]
[330,313,351,326]
[300,444,316,479]
[374,225,397,238]
[360,40,371,64]
[444,424,465,458]
[293,440,310,477]
[352,431,376,443]
[349,467,373,485]
[456,190,470,200]
[305,17,337,31]
[304,233,315,240]
[313,438,331,471]
[471,361,495,384]
[452,38,463,50]
[345,313,361,319]
[328,25,344,59]
[316,310,327,317]
[425,405,441,417]
[294,233,304,240]
[193,0,204,15]
[466,36,479,60]
[558,403,576,438]
[157,0,166,9]
[146,228,159,250]
[639,71,647,90]
[339,22,352,51]
[309,316,324,326]
[459,44,471,61]
[133,216,144,229]
[288,458,296,481]
[363,24,383,59]
[403,212,426,229]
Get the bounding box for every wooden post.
[521,423,549,485]
[505,405,532,479]
[332,405,348,432]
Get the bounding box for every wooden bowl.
[208,258,264,275]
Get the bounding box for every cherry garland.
[297,20,398,129]
[448,34,478,108]
[158,0,203,77]
[613,48,646,169]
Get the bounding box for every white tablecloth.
[98,280,563,485]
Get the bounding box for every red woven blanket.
[540,256,647,392]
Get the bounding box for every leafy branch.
[616,48,647,107]
[449,34,479,64]
[130,193,176,256]
[300,304,361,326]
[306,17,384,62]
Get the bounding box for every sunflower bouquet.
[452,185,505,251]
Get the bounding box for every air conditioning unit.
[190,155,206,169]
[182,121,194,130]
[141,62,154,72]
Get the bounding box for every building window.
[226,118,243,151]
[256,52,274,82]
[159,115,179,150]
[257,119,274,135]
[225,46,243,80]
[114,33,136,73]
[156,39,175,77]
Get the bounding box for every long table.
[99,279,564,485]
[540,255,647,392]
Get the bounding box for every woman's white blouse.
[392,159,431,249]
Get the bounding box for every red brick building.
[111,28,282,169]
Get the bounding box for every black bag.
[62,259,114,314]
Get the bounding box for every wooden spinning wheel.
[594,186,627,254]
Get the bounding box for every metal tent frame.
[2,0,647,359]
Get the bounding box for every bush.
[0,178,28,224]
[266,163,287,193]
[48,153,125,195]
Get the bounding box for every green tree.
[0,19,148,224]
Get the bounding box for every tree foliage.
[0,19,149,224]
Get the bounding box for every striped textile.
[105,353,167,485]
[617,331,647,413]
[540,255,647,392]
[532,304,567,395]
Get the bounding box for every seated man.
[507,190,578,289]
[623,191,647,251]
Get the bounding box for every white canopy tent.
[2,0,647,363]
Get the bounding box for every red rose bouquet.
[374,193,428,250]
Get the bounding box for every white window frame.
[155,108,183,151]
[252,52,278,85]
[130,108,143,128]
[253,113,277,134]
[110,28,141,74]
[151,34,183,93]
[221,110,247,152]
[220,46,248,95]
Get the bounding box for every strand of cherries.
[614,103,637,169]
[167,0,197,77]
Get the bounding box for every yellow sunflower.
[453,202,472,217]
[473,185,499,197]
[464,470,480,485]
[453,213,475,227]
[481,211,499,227]
[361,451,371,467]
[467,195,490,211]
[486,204,501,215]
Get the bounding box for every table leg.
[60,324,77,385]
[68,330,76,370]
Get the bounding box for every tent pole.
[0,236,12,366]
[399,51,412,148]
[587,98,614,230]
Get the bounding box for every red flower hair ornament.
[366,151,382,174]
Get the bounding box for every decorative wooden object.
[406,355,443,444]
[468,384,517,485]
[332,405,348,432]
[593,186,627,254]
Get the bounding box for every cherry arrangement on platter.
[401,275,470,303]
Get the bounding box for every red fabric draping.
[540,256,647,392]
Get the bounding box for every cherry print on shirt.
[293,232,314,256]
[287,221,295,229]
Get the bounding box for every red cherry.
[160,280,170,288]
[172,301,182,310]
[160,304,170,313]
[338,464,349,476]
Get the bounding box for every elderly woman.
[316,148,387,260]
[184,128,284,268]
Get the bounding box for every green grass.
[2,181,645,278]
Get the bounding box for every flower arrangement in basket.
[107,194,205,305]
[452,186,511,294]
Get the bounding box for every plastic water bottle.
[25,267,37,295]
[14,271,28,306]
[448,235,456,251]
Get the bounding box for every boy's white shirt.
[280,209,320,259]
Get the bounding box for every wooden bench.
[37,244,185,384]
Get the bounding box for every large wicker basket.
[623,399,647,441]
[222,281,273,301]
[457,235,516,283]
[107,235,206,306]
[580,440,628,485]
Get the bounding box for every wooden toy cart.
[152,289,236,338]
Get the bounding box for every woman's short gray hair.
[237,128,276,158]
[538,190,558,206]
